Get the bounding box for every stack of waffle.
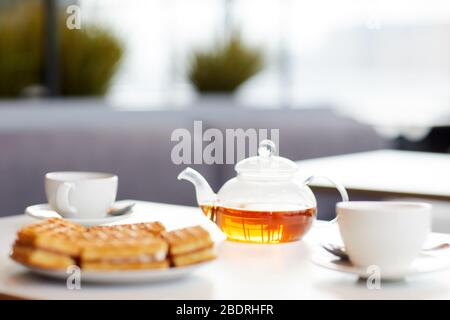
[163,226,216,267]
[12,218,85,269]
[11,218,216,271]
[80,223,168,271]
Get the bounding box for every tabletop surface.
[1,200,450,300]
[296,149,450,199]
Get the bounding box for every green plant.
[188,34,264,93]
[0,1,44,97]
[0,1,123,97]
[59,26,123,96]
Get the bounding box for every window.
[61,0,450,128]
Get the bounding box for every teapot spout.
[177,167,217,206]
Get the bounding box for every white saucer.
[312,247,450,281]
[25,203,133,227]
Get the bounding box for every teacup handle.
[304,175,349,224]
[56,182,77,216]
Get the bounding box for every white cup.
[336,201,432,276]
[45,172,118,219]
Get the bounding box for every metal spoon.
[107,203,135,216]
[322,242,450,261]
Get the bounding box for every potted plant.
[59,26,123,96]
[0,1,123,98]
[188,33,263,107]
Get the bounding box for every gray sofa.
[0,102,389,219]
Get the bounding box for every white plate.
[20,241,223,284]
[312,247,450,281]
[20,202,227,284]
[26,260,213,284]
[25,203,133,227]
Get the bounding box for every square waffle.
[15,218,85,257]
[162,226,216,267]
[79,227,169,271]
[11,218,84,269]
[11,245,76,270]
[89,221,165,237]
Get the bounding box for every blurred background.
[0,0,449,224]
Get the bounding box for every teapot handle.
[304,175,349,224]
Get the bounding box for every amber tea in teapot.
[201,203,316,243]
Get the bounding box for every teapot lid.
[235,140,298,177]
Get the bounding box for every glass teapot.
[178,140,348,244]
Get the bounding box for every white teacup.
[336,201,432,276]
[45,172,118,219]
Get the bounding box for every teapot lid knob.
[258,140,276,158]
[234,139,298,176]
